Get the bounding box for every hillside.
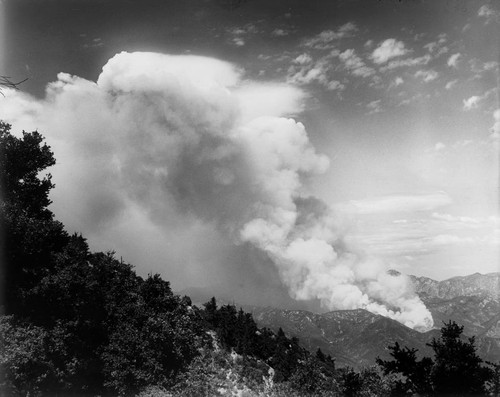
[251,272,500,368]
[185,272,500,369]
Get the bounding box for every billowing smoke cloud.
[0,52,433,330]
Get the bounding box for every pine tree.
[429,321,491,396]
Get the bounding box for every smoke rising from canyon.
[0,52,433,329]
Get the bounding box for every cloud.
[232,83,306,123]
[491,109,500,138]
[232,37,245,46]
[303,22,358,49]
[293,53,313,65]
[461,88,496,111]
[339,49,376,78]
[469,58,498,77]
[227,23,259,46]
[415,137,499,218]
[432,212,500,226]
[345,206,499,280]
[371,39,408,64]
[415,69,438,82]
[272,28,289,37]
[83,37,104,49]
[366,99,382,114]
[445,80,457,90]
[447,53,461,68]
[393,76,404,86]
[434,142,446,151]
[463,95,480,110]
[287,58,345,91]
[478,4,500,24]
[423,34,448,58]
[346,192,452,215]
[380,54,431,71]
[431,233,499,247]
[0,51,432,329]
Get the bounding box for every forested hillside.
[1,122,499,396]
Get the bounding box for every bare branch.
[0,76,28,96]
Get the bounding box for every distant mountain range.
[182,272,500,368]
[411,273,500,339]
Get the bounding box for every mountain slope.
[411,272,500,339]
[250,307,439,368]
[184,272,500,369]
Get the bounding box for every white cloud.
[227,23,259,46]
[0,51,434,330]
[434,142,446,151]
[432,212,499,226]
[415,137,499,218]
[339,49,376,78]
[413,33,425,41]
[415,69,438,82]
[431,234,475,246]
[436,46,449,57]
[482,61,498,71]
[478,4,500,24]
[304,22,358,49]
[83,37,104,49]
[326,80,344,91]
[287,58,344,91]
[423,41,438,53]
[445,80,457,90]
[293,53,313,65]
[366,99,382,114]
[469,58,498,76]
[380,54,431,71]
[346,192,452,215]
[345,206,499,280]
[447,53,461,68]
[422,34,449,61]
[371,39,408,64]
[463,95,480,110]
[389,76,404,88]
[272,28,289,37]
[234,83,306,123]
[232,37,245,46]
[491,108,500,138]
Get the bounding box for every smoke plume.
[0,52,433,330]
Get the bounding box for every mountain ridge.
[181,271,500,368]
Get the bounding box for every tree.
[377,321,493,396]
[429,321,491,396]
[0,76,27,96]
[0,316,75,396]
[203,297,218,327]
[0,122,69,315]
[376,341,433,395]
[0,121,55,218]
[316,348,326,362]
[289,355,329,394]
[486,361,500,396]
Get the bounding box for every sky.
[1,0,499,322]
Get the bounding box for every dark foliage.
[377,320,494,396]
[0,121,69,315]
[429,321,492,396]
[0,122,204,396]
